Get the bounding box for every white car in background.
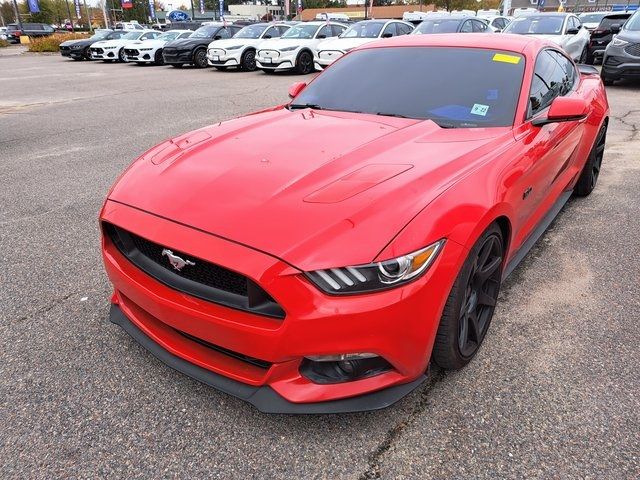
[314,19,414,70]
[207,23,291,71]
[123,29,193,65]
[256,21,347,74]
[90,30,161,62]
[503,13,591,62]
[480,15,512,32]
[578,11,611,31]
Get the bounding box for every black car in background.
[601,9,640,84]
[162,23,242,68]
[59,30,128,60]
[6,23,55,43]
[587,13,632,64]
[411,15,491,34]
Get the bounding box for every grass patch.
[0,39,9,48]
[28,33,89,53]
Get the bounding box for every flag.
[297,0,302,14]
[284,0,289,17]
[149,0,156,20]
[27,0,40,13]
[199,0,205,15]
[74,0,81,18]
[219,0,224,20]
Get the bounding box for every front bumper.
[123,48,156,63]
[256,50,296,71]
[91,48,118,60]
[602,44,640,79]
[207,48,241,67]
[101,200,460,412]
[163,49,192,64]
[60,47,85,59]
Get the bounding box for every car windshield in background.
[235,25,267,38]
[191,25,219,38]
[290,47,525,128]
[89,32,110,41]
[412,19,462,34]
[579,13,608,23]
[282,24,319,39]
[122,31,141,40]
[504,16,564,35]
[624,11,640,30]
[341,21,385,38]
[159,32,180,41]
[599,16,630,29]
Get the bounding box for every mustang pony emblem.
[161,249,195,271]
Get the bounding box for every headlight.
[611,36,629,47]
[306,240,445,294]
[71,44,83,49]
[279,46,299,52]
[225,45,242,50]
[104,46,117,49]
[139,48,153,51]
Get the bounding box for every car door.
[472,19,489,33]
[381,22,397,38]
[396,22,414,35]
[459,20,473,33]
[510,49,584,249]
[331,24,346,37]
[263,26,281,39]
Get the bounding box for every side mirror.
[214,35,221,40]
[317,34,327,39]
[263,34,272,39]
[566,27,580,35]
[494,28,502,33]
[288,81,307,98]
[610,23,621,34]
[382,32,393,38]
[532,96,589,127]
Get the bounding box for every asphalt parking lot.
[1,48,639,479]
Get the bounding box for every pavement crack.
[611,109,639,143]
[10,292,78,325]
[359,367,447,480]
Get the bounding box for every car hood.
[93,39,130,47]
[108,109,511,270]
[258,38,315,50]
[60,39,92,47]
[316,37,376,51]
[125,39,165,48]
[208,38,260,48]
[166,37,208,48]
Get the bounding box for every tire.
[578,46,588,64]
[117,48,126,63]
[432,224,504,370]
[585,49,594,65]
[574,122,607,196]
[240,49,257,71]
[601,70,614,86]
[83,47,92,60]
[295,50,314,75]
[154,49,164,65]
[193,48,208,68]
[214,66,227,71]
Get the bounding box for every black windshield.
[290,47,525,128]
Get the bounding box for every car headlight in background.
[139,48,153,51]
[611,37,629,47]
[71,44,83,49]
[306,240,445,294]
[103,46,117,49]
[279,46,299,52]
[225,45,242,50]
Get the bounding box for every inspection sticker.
[492,53,521,64]
[471,104,490,116]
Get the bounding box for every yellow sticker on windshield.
[492,53,522,64]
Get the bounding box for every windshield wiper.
[289,103,323,110]
[376,112,410,119]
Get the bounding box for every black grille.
[104,223,285,319]
[624,43,640,57]
[60,45,70,51]
[176,329,272,369]
[91,47,104,54]
[124,48,139,56]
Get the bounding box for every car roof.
[421,14,470,20]
[519,12,568,17]
[360,33,546,55]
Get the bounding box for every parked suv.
[163,23,242,68]
[587,13,632,64]
[601,9,640,85]
[6,23,55,43]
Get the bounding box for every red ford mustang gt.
[101,34,609,413]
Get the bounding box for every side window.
[264,27,280,38]
[141,32,154,40]
[397,23,413,35]
[331,25,345,36]
[278,26,291,36]
[472,20,487,32]
[316,25,331,38]
[216,28,231,39]
[179,32,191,39]
[460,20,473,33]
[382,23,397,37]
[528,50,576,117]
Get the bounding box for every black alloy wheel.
[194,49,208,68]
[432,224,504,370]
[83,47,92,60]
[578,46,588,64]
[241,49,257,71]
[155,49,164,65]
[295,50,313,75]
[575,122,607,196]
[118,48,126,63]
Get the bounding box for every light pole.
[11,0,23,31]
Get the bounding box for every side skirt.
[503,190,573,280]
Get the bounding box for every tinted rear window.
[600,15,630,29]
[290,47,525,128]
